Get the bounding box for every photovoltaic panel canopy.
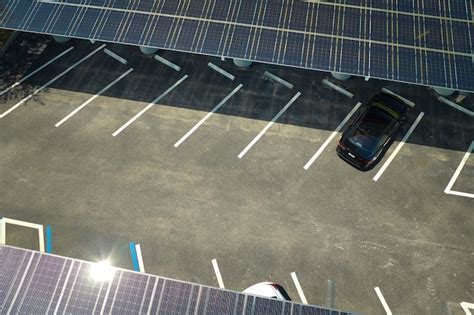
[0,245,353,314]
[0,0,472,92]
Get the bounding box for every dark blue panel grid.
[121,13,148,44]
[210,2,232,20]
[71,8,100,38]
[316,5,337,35]
[342,8,362,39]
[369,43,389,79]
[49,6,80,34]
[254,28,278,63]
[370,11,387,42]
[339,40,363,75]
[110,272,149,313]
[0,1,24,28]
[144,16,174,48]
[419,0,442,17]
[455,56,474,91]
[173,19,200,51]
[97,10,125,41]
[448,0,470,20]
[289,2,311,32]
[0,249,29,307]
[398,47,417,83]
[21,4,51,32]
[423,18,445,50]
[451,21,472,54]
[310,36,333,71]
[158,280,193,314]
[236,1,259,25]
[226,25,251,57]
[425,51,448,86]
[281,32,305,67]
[197,23,225,55]
[397,14,415,46]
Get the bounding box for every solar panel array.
[0,0,472,92]
[0,245,353,314]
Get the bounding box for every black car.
[337,92,410,170]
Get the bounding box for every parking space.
[0,33,473,314]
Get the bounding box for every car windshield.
[347,105,395,159]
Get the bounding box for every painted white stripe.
[154,54,181,72]
[7,253,36,314]
[113,75,188,137]
[374,287,392,315]
[174,84,243,147]
[207,62,235,80]
[263,71,294,89]
[53,261,75,315]
[103,48,127,64]
[290,272,308,304]
[0,47,74,96]
[0,218,44,252]
[304,102,362,170]
[55,68,133,127]
[211,259,225,289]
[381,88,415,108]
[373,112,424,181]
[238,92,301,159]
[322,79,354,99]
[444,141,474,199]
[446,190,474,198]
[0,44,106,118]
[0,219,4,245]
[460,302,474,315]
[437,95,474,117]
[135,243,146,273]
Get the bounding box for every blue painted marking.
[129,242,139,272]
[45,225,52,253]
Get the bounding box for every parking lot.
[0,33,473,314]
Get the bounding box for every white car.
[243,282,291,301]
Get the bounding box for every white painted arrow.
[461,302,474,315]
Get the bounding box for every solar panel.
[0,245,353,314]
[0,0,472,92]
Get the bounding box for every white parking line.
[373,112,424,181]
[303,102,362,170]
[0,44,106,119]
[174,84,243,147]
[112,75,188,137]
[374,287,392,315]
[461,302,474,315]
[238,92,301,159]
[0,46,74,97]
[135,243,146,273]
[444,141,474,199]
[211,259,225,289]
[290,272,308,304]
[55,68,133,127]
